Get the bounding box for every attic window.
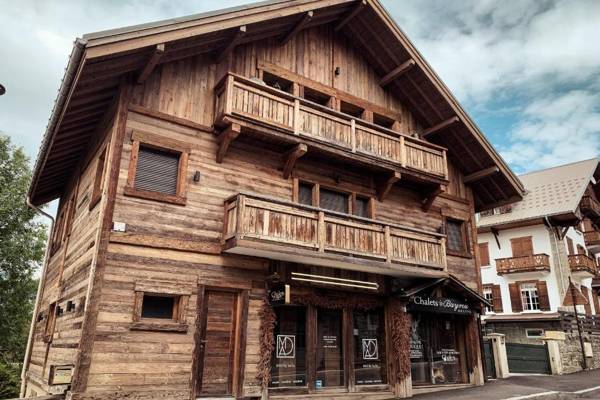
[124,131,189,205]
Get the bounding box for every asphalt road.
[412,369,600,400]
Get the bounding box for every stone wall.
[557,332,600,374]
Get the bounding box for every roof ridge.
[519,157,599,178]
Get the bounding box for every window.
[90,146,107,209]
[299,182,314,206]
[132,289,189,332]
[320,188,349,214]
[354,196,370,218]
[372,113,395,129]
[43,303,57,343]
[270,306,307,388]
[340,100,364,118]
[520,283,540,311]
[263,71,293,93]
[353,309,387,385]
[294,179,372,218]
[526,329,544,338]
[483,287,494,314]
[446,219,468,255]
[511,236,533,257]
[141,295,176,319]
[125,131,189,205]
[303,87,331,106]
[478,242,490,266]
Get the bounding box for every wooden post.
[293,99,300,135]
[351,119,356,153]
[224,75,235,116]
[441,238,447,271]
[262,210,270,237]
[442,150,448,180]
[399,136,406,167]
[237,195,246,240]
[318,211,325,252]
[385,225,392,263]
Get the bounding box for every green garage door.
[506,343,550,374]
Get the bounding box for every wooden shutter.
[593,291,600,316]
[492,285,503,312]
[511,236,533,257]
[134,147,180,195]
[478,242,490,266]
[319,187,349,213]
[566,237,575,255]
[509,282,522,312]
[582,286,592,315]
[537,281,550,311]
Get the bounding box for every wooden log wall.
[26,25,483,399]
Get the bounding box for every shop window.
[270,306,307,388]
[316,308,344,388]
[125,131,189,205]
[446,219,468,256]
[526,329,544,338]
[510,236,533,257]
[520,283,540,311]
[478,242,490,266]
[263,71,293,93]
[483,287,494,314]
[340,100,364,118]
[410,313,465,385]
[303,87,331,106]
[89,146,107,210]
[320,188,349,214]
[353,309,387,385]
[373,113,395,129]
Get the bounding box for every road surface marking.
[574,385,600,394]
[503,392,558,400]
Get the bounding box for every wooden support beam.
[281,11,313,46]
[463,166,500,184]
[377,171,401,201]
[282,143,308,179]
[422,184,446,212]
[422,116,460,138]
[379,59,416,87]
[215,26,247,63]
[216,123,241,163]
[335,0,366,32]
[137,43,165,84]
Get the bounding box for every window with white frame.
[483,288,494,314]
[520,283,540,311]
[526,329,544,338]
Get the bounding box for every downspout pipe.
[545,217,566,300]
[20,197,55,397]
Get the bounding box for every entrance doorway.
[196,288,242,397]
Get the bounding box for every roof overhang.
[29,0,524,208]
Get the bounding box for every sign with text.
[408,296,471,315]
[268,284,290,305]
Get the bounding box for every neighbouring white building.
[477,158,600,344]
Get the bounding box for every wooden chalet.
[23,0,524,399]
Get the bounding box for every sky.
[1,0,599,189]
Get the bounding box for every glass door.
[270,306,307,388]
[353,309,387,385]
[316,308,344,389]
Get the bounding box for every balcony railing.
[584,230,600,248]
[215,73,448,182]
[580,195,600,217]
[221,193,447,276]
[495,253,551,275]
[568,254,598,278]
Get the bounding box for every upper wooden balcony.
[214,73,448,186]
[221,193,447,278]
[568,254,598,279]
[584,230,600,253]
[495,253,551,275]
[581,195,600,221]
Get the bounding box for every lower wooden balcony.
[495,254,551,275]
[584,230,600,253]
[222,193,447,278]
[568,254,598,279]
[214,73,448,187]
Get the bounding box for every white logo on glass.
[362,338,378,360]
[276,335,295,359]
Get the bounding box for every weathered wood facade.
[24,1,523,399]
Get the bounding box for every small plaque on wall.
[49,365,74,385]
[268,284,290,305]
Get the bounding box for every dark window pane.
[135,147,180,195]
[270,306,307,387]
[354,309,387,385]
[299,183,313,206]
[355,197,369,218]
[316,309,344,388]
[141,295,174,319]
[447,220,465,252]
[320,188,349,214]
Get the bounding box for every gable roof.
[28,0,524,208]
[478,158,600,229]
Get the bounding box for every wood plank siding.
[25,18,487,400]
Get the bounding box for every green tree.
[0,134,47,398]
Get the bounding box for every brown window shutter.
[134,146,180,195]
[492,285,503,312]
[537,281,550,311]
[582,287,592,315]
[593,291,600,316]
[566,237,575,255]
[509,282,522,312]
[478,242,490,266]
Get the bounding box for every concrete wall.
[486,321,562,345]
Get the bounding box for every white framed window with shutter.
[124,130,190,205]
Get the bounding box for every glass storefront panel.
[316,308,344,388]
[353,309,387,385]
[410,313,464,385]
[270,306,307,388]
